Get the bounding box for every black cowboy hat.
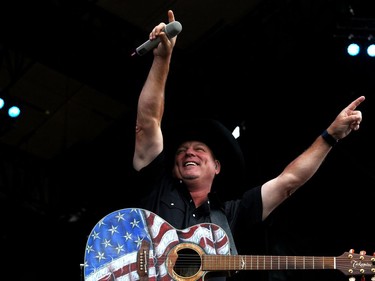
[163,118,247,198]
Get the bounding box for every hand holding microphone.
[131,21,182,56]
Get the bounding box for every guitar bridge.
[137,240,150,280]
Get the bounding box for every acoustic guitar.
[83,208,375,281]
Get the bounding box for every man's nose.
[185,147,195,155]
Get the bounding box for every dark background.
[0,0,374,280]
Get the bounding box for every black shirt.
[133,151,264,280]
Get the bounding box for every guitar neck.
[203,255,335,271]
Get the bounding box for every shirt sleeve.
[224,185,265,254]
[224,185,263,225]
[132,152,166,203]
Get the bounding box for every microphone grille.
[165,21,182,38]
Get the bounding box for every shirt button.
[193,214,196,217]
[170,202,174,206]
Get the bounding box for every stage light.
[347,42,360,56]
[0,100,20,135]
[8,106,20,118]
[0,96,21,118]
[335,15,375,59]
[367,44,375,57]
[232,126,240,139]
[346,41,375,57]
[344,33,375,58]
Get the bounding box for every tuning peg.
[360,250,366,260]
[348,249,355,258]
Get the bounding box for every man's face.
[172,141,220,183]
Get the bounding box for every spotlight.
[344,34,375,58]
[347,42,360,56]
[367,44,375,57]
[0,97,21,118]
[8,106,21,118]
[365,35,375,57]
[335,16,375,59]
[0,102,19,136]
[232,126,240,139]
[0,93,21,135]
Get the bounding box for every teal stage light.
[8,106,21,118]
[0,97,21,118]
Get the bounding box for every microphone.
[131,21,182,56]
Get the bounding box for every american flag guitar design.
[83,208,375,281]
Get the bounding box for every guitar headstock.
[337,249,375,277]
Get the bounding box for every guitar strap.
[210,209,238,255]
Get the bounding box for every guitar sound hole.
[174,248,201,277]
